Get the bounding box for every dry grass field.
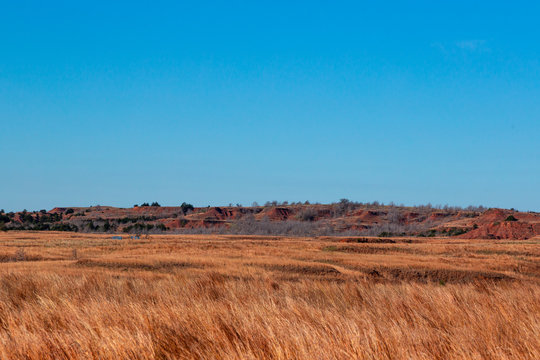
[0,231,538,359]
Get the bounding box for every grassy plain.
[0,231,538,359]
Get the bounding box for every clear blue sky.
[1,1,539,212]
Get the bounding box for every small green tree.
[180,202,194,214]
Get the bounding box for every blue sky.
[1,1,539,212]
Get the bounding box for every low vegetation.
[0,231,537,359]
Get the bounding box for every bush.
[332,199,360,217]
[51,223,78,232]
[419,229,438,237]
[151,202,161,207]
[181,202,194,214]
[360,222,431,237]
[322,246,338,252]
[296,208,317,222]
[505,215,518,222]
[86,221,99,231]
[14,248,25,261]
[447,227,469,236]
[19,211,35,223]
[227,216,321,236]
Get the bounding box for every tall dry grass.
[0,232,537,359]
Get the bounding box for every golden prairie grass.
[0,231,538,359]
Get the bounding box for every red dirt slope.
[4,204,540,240]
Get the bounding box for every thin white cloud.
[432,40,489,54]
[455,40,486,51]
[430,41,448,53]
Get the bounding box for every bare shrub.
[387,208,404,224]
[227,216,319,236]
[332,199,360,217]
[296,207,318,222]
[14,248,25,262]
[359,222,434,237]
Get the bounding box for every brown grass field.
[0,231,538,359]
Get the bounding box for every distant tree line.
[0,199,491,236]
